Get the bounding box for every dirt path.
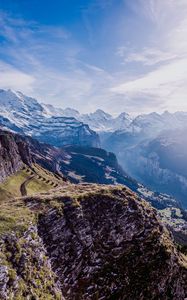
[20,175,35,196]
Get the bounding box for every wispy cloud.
[0,1,187,115]
[117,47,178,66]
[0,60,35,92]
[0,7,118,113]
[0,11,95,109]
[113,0,187,113]
[0,11,69,43]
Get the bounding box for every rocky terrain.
[0,129,32,182]
[2,89,187,210]
[0,226,63,299]
[0,184,187,299]
[0,126,187,298]
[0,127,187,239]
[37,99,187,210]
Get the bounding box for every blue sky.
[0,0,187,114]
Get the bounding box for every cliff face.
[27,185,186,300]
[0,226,64,299]
[0,130,32,182]
[0,184,186,299]
[0,129,187,299]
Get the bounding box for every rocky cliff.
[0,226,63,299]
[0,130,32,182]
[1,128,186,235]
[0,184,186,299]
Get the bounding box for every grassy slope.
[0,164,65,235]
[0,164,63,200]
[0,196,34,235]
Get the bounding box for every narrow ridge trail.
[20,175,35,196]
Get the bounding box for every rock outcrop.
[0,128,184,216]
[24,184,187,300]
[0,226,63,299]
[0,129,186,299]
[0,130,31,182]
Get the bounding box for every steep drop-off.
[0,185,187,299]
[1,127,187,240]
[0,130,31,182]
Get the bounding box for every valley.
[1,0,187,298]
[0,89,187,299]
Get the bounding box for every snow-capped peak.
[0,89,100,148]
[91,109,112,119]
[0,89,43,113]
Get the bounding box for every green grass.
[0,169,29,199]
[0,164,64,202]
[0,197,35,235]
[26,176,52,194]
[0,164,65,235]
[0,187,12,201]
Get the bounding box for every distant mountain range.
[1,89,187,137]
[0,89,100,148]
[1,89,187,209]
[42,101,187,134]
[100,114,187,209]
[1,127,186,236]
[34,95,187,209]
[0,91,187,298]
[42,104,133,132]
[1,127,186,300]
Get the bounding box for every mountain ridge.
[0,183,187,299]
[1,89,187,135]
[0,126,187,299]
[0,127,187,242]
[1,89,187,210]
[0,89,100,148]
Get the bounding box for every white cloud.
[118,47,178,66]
[1,1,187,115]
[111,57,187,94]
[0,61,35,93]
[113,0,187,113]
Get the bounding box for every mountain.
[41,102,187,134]
[0,128,134,187]
[1,184,187,299]
[2,88,187,209]
[120,129,187,209]
[1,127,187,242]
[99,112,187,209]
[39,104,187,208]
[42,105,132,132]
[127,111,187,138]
[0,127,187,299]
[0,89,100,148]
[81,110,132,132]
